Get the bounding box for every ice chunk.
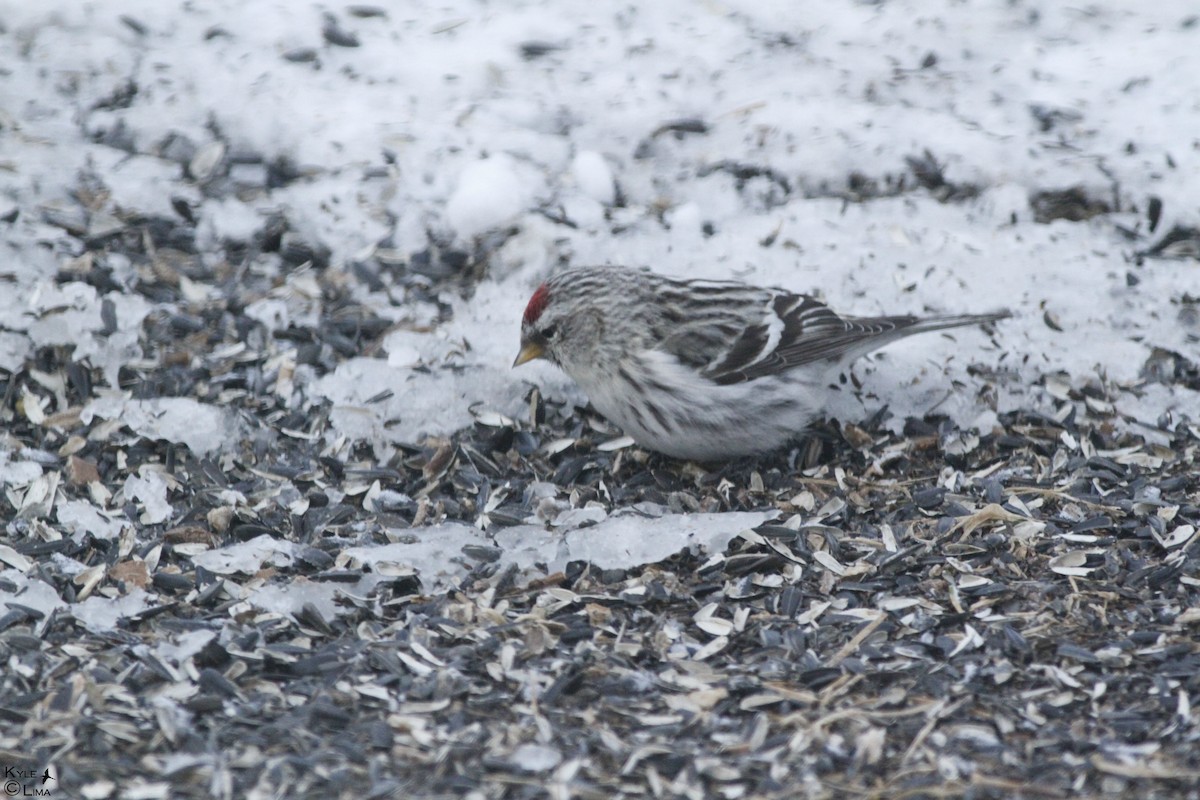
[243,297,291,334]
[82,395,240,456]
[57,499,129,541]
[513,510,774,572]
[571,151,616,206]
[123,471,174,525]
[313,356,528,458]
[190,534,297,575]
[341,511,775,593]
[154,629,217,666]
[0,451,44,487]
[248,579,342,622]
[0,570,64,620]
[509,743,563,773]
[71,588,153,633]
[664,202,703,237]
[342,525,484,588]
[0,331,29,373]
[446,155,527,239]
[550,506,608,529]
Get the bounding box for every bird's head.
[513,280,602,370]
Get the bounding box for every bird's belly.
[580,370,820,461]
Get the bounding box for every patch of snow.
[50,552,89,578]
[153,630,217,667]
[189,534,298,576]
[243,298,293,335]
[0,570,64,621]
[313,356,533,456]
[57,500,130,541]
[499,510,777,573]
[0,1,1196,549]
[71,588,154,633]
[343,510,775,593]
[82,396,241,457]
[0,451,44,488]
[571,151,616,206]
[0,332,30,373]
[247,579,342,623]
[509,743,563,773]
[16,283,151,391]
[123,471,174,525]
[342,526,485,590]
[446,156,530,240]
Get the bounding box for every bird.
[513,266,1008,461]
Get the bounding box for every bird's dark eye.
[542,324,558,341]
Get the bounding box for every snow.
[0,451,44,488]
[0,570,64,622]
[504,510,768,573]
[503,510,777,572]
[509,743,564,773]
[447,156,531,240]
[571,151,617,206]
[153,629,217,667]
[246,579,343,623]
[71,588,155,633]
[2,1,1198,627]
[341,510,775,592]
[57,499,130,542]
[0,332,29,374]
[82,396,241,458]
[189,535,298,575]
[13,284,151,392]
[122,471,175,525]
[342,528,478,589]
[314,356,531,455]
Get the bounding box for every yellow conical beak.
[512,339,545,367]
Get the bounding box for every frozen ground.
[2,1,1200,798]
[4,0,1197,449]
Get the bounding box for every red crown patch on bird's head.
[523,283,550,325]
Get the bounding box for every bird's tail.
[834,309,1010,365]
[891,309,1012,335]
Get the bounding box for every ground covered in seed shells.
[4,2,1200,800]
[4,348,1200,799]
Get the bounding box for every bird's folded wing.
[699,294,912,385]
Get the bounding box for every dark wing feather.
[702,294,887,385]
[702,293,1007,386]
[652,280,778,371]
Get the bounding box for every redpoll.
[514,266,1008,461]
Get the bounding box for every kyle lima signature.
[3,766,54,795]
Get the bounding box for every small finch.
[514,266,1008,461]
